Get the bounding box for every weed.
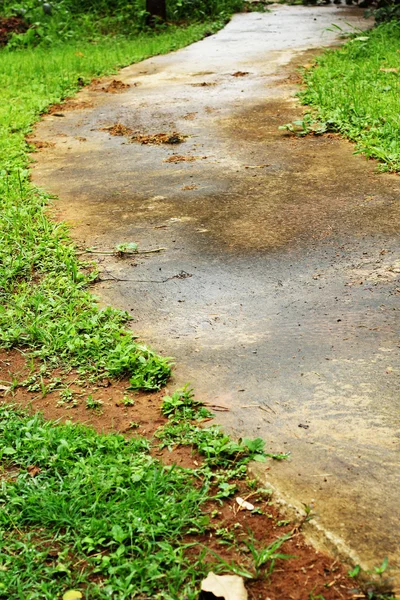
[161,385,212,421]
[121,394,135,406]
[244,532,294,577]
[57,387,78,407]
[85,394,103,410]
[348,564,361,577]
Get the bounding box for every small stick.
[83,247,166,255]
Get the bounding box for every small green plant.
[302,502,315,522]
[122,395,135,407]
[279,114,333,137]
[374,557,389,576]
[115,242,139,255]
[161,385,211,421]
[57,387,78,407]
[348,564,361,578]
[244,532,294,577]
[85,395,103,410]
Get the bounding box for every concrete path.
[32,5,400,585]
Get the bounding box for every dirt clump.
[164,155,200,163]
[132,132,187,145]
[47,100,93,115]
[30,140,56,150]
[191,82,217,87]
[232,71,250,77]
[0,17,28,46]
[97,79,132,93]
[101,123,134,136]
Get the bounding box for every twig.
[258,403,276,415]
[82,247,166,255]
[94,277,172,283]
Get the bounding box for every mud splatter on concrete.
[31,5,400,587]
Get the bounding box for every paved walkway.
[32,6,400,586]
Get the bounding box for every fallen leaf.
[201,572,248,600]
[235,497,255,511]
[63,591,82,600]
[27,465,41,477]
[380,67,398,73]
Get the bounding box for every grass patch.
[0,392,285,598]
[0,23,223,388]
[298,21,400,172]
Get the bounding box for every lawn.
[0,391,286,599]
[299,21,400,172]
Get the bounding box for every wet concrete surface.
[31,5,400,585]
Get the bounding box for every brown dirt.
[164,155,204,163]
[0,349,167,437]
[100,126,187,145]
[101,123,134,136]
[46,99,94,115]
[30,140,56,150]
[232,71,250,77]
[183,112,198,120]
[0,16,27,46]
[191,491,363,600]
[191,82,217,87]
[131,131,187,145]
[0,349,378,599]
[96,79,132,93]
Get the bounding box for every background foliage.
[1,0,246,47]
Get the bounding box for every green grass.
[0,392,284,598]
[299,21,400,172]
[0,404,210,599]
[0,23,222,388]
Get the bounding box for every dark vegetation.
[0,0,246,48]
